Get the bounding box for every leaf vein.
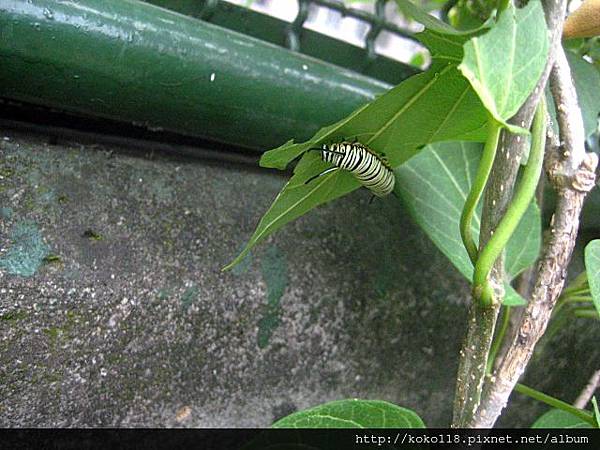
[367,64,453,146]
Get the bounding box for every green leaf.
[584,240,600,318]
[395,0,490,66]
[261,62,487,171]
[532,409,593,428]
[272,399,425,428]
[593,396,600,428]
[362,63,487,165]
[417,29,472,63]
[459,2,549,130]
[395,0,487,35]
[224,153,359,270]
[505,283,527,307]
[260,103,373,170]
[394,141,541,305]
[226,65,489,268]
[259,2,491,173]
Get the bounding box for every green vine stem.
[473,98,547,306]
[460,117,503,264]
[486,306,511,374]
[515,383,597,426]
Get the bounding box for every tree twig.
[451,0,569,428]
[550,46,587,175]
[574,369,600,409]
[470,36,599,428]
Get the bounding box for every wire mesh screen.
[143,0,424,83]
[219,0,427,67]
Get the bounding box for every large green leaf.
[229,1,550,271]
[585,240,600,318]
[227,19,490,269]
[260,102,372,170]
[224,153,359,270]
[228,63,487,269]
[395,141,541,305]
[532,409,593,428]
[272,399,425,428]
[261,62,487,171]
[459,2,549,131]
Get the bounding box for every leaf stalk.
[486,305,511,373]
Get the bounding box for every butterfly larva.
[306,141,395,197]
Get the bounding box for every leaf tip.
[222,253,244,272]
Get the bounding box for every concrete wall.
[1,130,598,427]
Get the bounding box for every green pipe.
[143,0,418,85]
[0,0,391,151]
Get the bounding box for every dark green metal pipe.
[0,0,391,151]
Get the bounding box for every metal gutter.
[0,0,392,151]
[143,0,419,85]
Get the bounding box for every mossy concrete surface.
[0,130,598,427]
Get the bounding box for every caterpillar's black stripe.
[316,141,395,197]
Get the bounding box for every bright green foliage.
[531,409,593,428]
[228,3,491,270]
[459,2,549,133]
[395,142,541,305]
[227,1,549,271]
[272,399,425,428]
[584,240,600,318]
